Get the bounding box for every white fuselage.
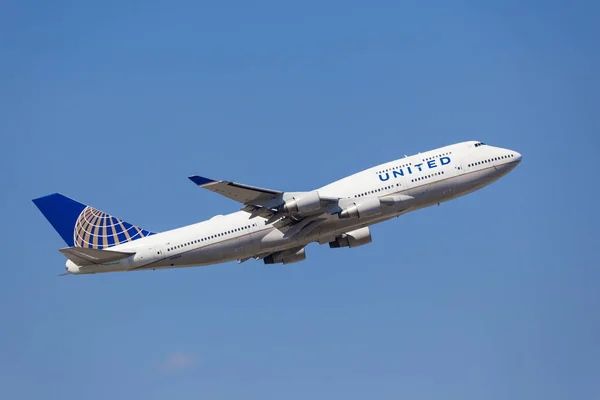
[66,141,521,274]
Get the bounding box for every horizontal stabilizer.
[59,247,135,266]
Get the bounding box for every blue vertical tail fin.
[32,193,155,249]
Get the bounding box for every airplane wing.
[189,175,340,225]
[188,175,281,205]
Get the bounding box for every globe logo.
[73,206,153,249]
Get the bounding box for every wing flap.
[59,247,135,266]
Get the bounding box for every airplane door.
[138,244,166,263]
[230,221,259,259]
[154,244,166,261]
[440,158,464,200]
[244,219,262,255]
[453,159,465,176]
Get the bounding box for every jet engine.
[264,248,306,265]
[338,197,381,219]
[281,191,322,214]
[328,227,372,248]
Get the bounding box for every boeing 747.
[33,141,521,274]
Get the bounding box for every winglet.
[188,175,216,187]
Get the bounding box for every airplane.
[33,141,521,275]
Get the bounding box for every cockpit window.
[474,142,487,147]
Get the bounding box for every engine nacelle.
[338,197,381,219]
[281,191,321,214]
[264,248,306,265]
[329,227,372,248]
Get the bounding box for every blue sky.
[2,1,599,399]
